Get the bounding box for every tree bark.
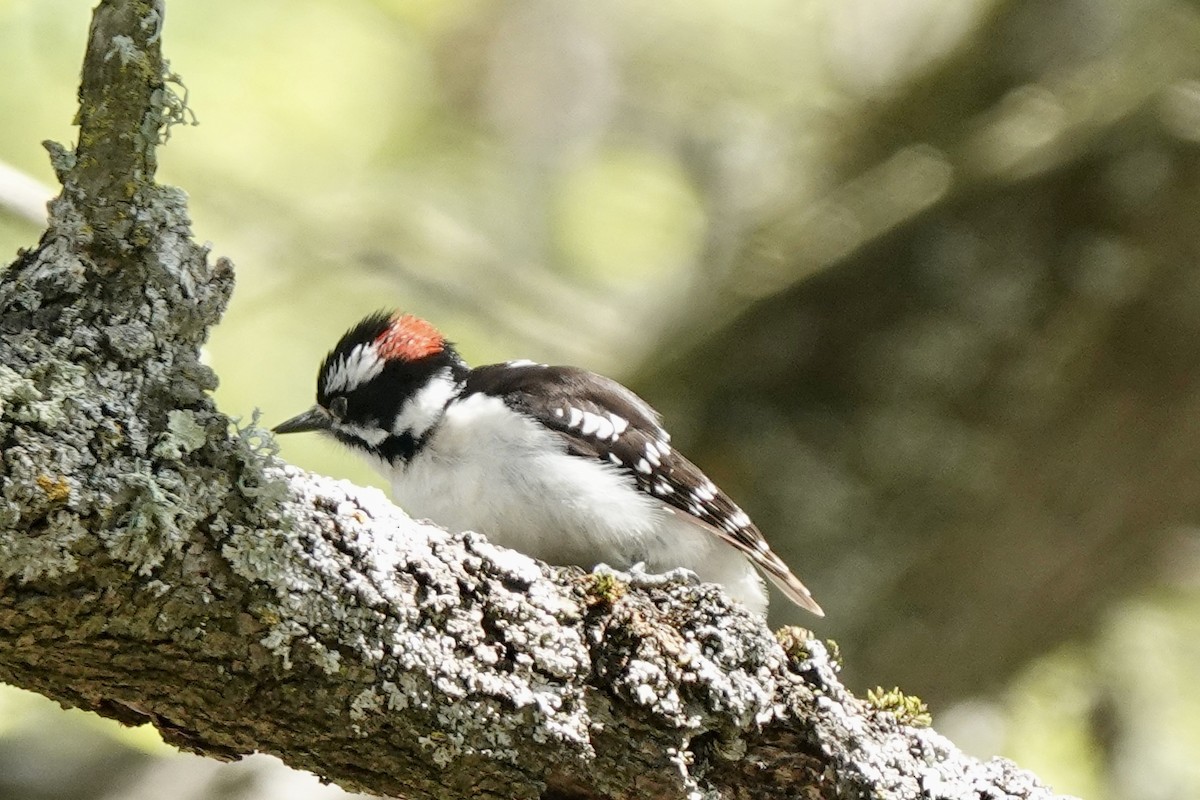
[0,2,1071,798]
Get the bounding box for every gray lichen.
[253,471,598,766]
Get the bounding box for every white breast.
[383,393,768,613]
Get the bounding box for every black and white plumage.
[274,311,823,617]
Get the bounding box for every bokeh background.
[4,0,1200,797]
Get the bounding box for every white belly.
[384,393,768,613]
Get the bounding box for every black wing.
[462,362,824,615]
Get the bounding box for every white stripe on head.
[333,420,390,447]
[392,367,458,438]
[323,343,385,394]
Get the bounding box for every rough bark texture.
[0,2,1072,799]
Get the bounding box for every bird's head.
[274,311,466,463]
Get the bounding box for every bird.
[274,311,823,617]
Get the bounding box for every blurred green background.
[4,0,1200,797]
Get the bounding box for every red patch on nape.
[375,314,445,362]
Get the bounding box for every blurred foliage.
[4,0,1200,798]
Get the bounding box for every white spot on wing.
[590,414,614,440]
[568,407,584,429]
[608,453,622,465]
[580,410,605,437]
[554,407,564,418]
[636,458,651,474]
[644,443,661,467]
[609,414,628,440]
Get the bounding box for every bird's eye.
[328,396,348,420]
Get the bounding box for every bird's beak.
[273,406,331,435]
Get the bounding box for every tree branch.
[0,3,1071,798]
[69,0,165,241]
